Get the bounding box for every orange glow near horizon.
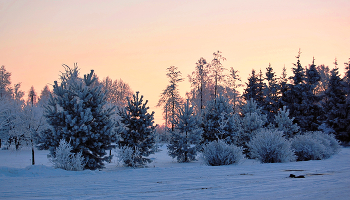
[0,0,349,125]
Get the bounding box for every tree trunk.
[32,139,35,165]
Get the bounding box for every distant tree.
[322,66,349,142]
[188,57,212,114]
[0,65,12,99]
[225,67,243,112]
[315,64,331,96]
[278,65,290,109]
[157,66,183,131]
[100,77,133,107]
[27,86,37,106]
[243,69,259,102]
[43,65,117,170]
[167,99,202,162]
[263,64,279,122]
[37,85,51,107]
[118,91,156,167]
[210,51,226,98]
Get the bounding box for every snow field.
[0,145,349,200]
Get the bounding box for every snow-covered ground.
[1,145,349,200]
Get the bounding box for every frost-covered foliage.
[247,129,296,163]
[118,91,156,167]
[274,106,299,139]
[51,139,85,171]
[238,98,267,147]
[291,131,340,161]
[167,100,202,162]
[43,65,117,170]
[201,95,238,144]
[116,146,142,168]
[202,140,243,166]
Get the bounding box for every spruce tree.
[44,65,116,170]
[274,106,300,139]
[243,69,259,102]
[167,99,202,162]
[118,91,156,167]
[263,64,279,122]
[323,66,348,142]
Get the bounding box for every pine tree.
[43,65,117,170]
[167,99,202,162]
[27,86,37,106]
[157,66,183,131]
[201,95,237,144]
[118,91,156,167]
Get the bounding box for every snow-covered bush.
[274,106,299,138]
[51,139,85,171]
[202,140,243,166]
[248,129,296,163]
[291,131,340,161]
[116,146,142,168]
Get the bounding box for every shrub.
[116,146,143,168]
[202,140,243,166]
[247,129,296,163]
[291,131,340,161]
[51,139,85,171]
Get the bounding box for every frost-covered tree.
[167,100,203,162]
[0,65,12,99]
[210,51,226,98]
[118,91,156,167]
[100,77,133,107]
[201,95,237,144]
[274,106,300,139]
[225,67,243,112]
[43,65,116,170]
[37,85,51,107]
[188,57,213,114]
[157,66,183,131]
[51,139,85,171]
[238,98,267,148]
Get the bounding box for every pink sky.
[0,0,349,124]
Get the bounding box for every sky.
[0,0,349,125]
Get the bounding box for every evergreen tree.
[37,85,51,107]
[157,66,183,131]
[243,69,259,102]
[274,106,300,139]
[263,64,279,122]
[27,86,37,106]
[167,99,202,162]
[323,66,348,142]
[239,98,267,147]
[43,65,116,170]
[201,95,236,144]
[118,91,156,167]
[278,65,290,109]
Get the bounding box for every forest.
[0,50,349,170]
